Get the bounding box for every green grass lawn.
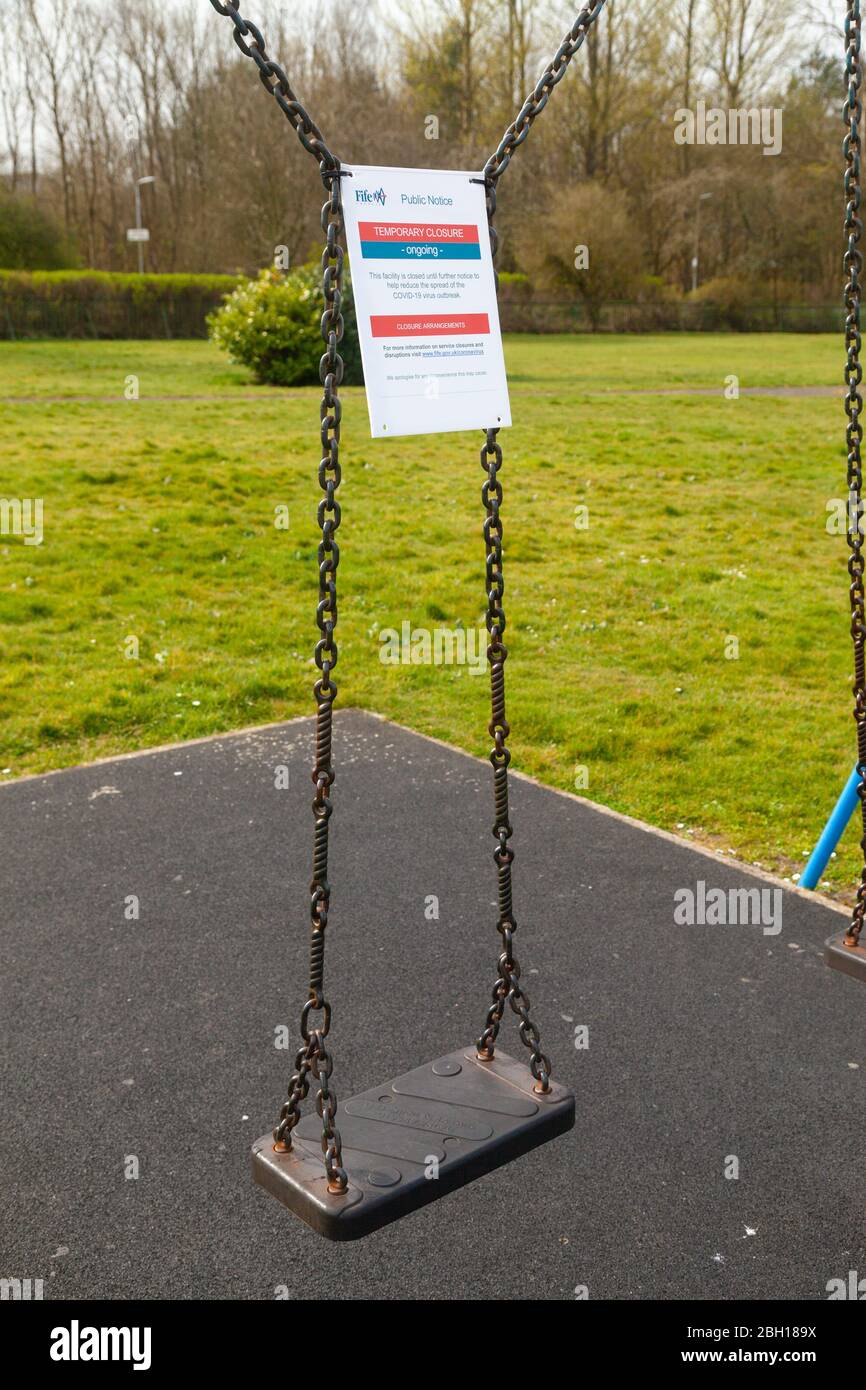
[0,333,860,898]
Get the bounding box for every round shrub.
[207,264,363,387]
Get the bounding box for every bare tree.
[0,0,842,308]
[502,0,540,114]
[707,0,793,106]
[24,0,75,230]
[671,0,702,174]
[21,21,41,196]
[396,0,499,147]
[558,0,672,180]
[69,1,110,266]
[0,16,25,189]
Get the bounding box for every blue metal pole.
[800,765,862,889]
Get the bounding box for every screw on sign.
[208,0,609,1237]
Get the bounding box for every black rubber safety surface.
[1,709,863,1299]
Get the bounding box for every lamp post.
[691,190,713,294]
[130,175,155,274]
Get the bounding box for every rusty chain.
[271,171,349,1193]
[470,8,615,1085]
[208,1,348,1189]
[208,1,338,169]
[209,1,609,1178]
[845,0,866,950]
[483,1,608,183]
[474,179,551,1092]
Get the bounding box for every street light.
[691,191,713,294]
[128,175,155,274]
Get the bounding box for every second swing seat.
[825,927,866,983]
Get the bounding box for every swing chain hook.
[845,1,866,950]
[474,179,552,1095]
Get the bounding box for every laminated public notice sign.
[341,164,512,438]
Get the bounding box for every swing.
[210,0,608,1237]
[826,2,866,984]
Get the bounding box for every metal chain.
[207,1,339,170]
[475,179,552,1093]
[845,1,866,949]
[209,0,348,1190]
[210,2,610,1164]
[273,169,348,1192]
[471,7,615,1090]
[483,1,608,183]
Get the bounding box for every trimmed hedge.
[0,267,843,339]
[0,271,242,339]
[496,281,843,333]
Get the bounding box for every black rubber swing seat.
[824,928,866,983]
[251,1046,574,1240]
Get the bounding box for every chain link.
[210,3,610,1169]
[474,179,552,1093]
[483,1,607,183]
[208,0,347,1189]
[208,1,339,169]
[271,170,348,1193]
[845,2,866,949]
[471,5,613,1085]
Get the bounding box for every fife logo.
[355,186,386,206]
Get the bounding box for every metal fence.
[496,297,845,334]
[0,292,845,339]
[0,290,232,340]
